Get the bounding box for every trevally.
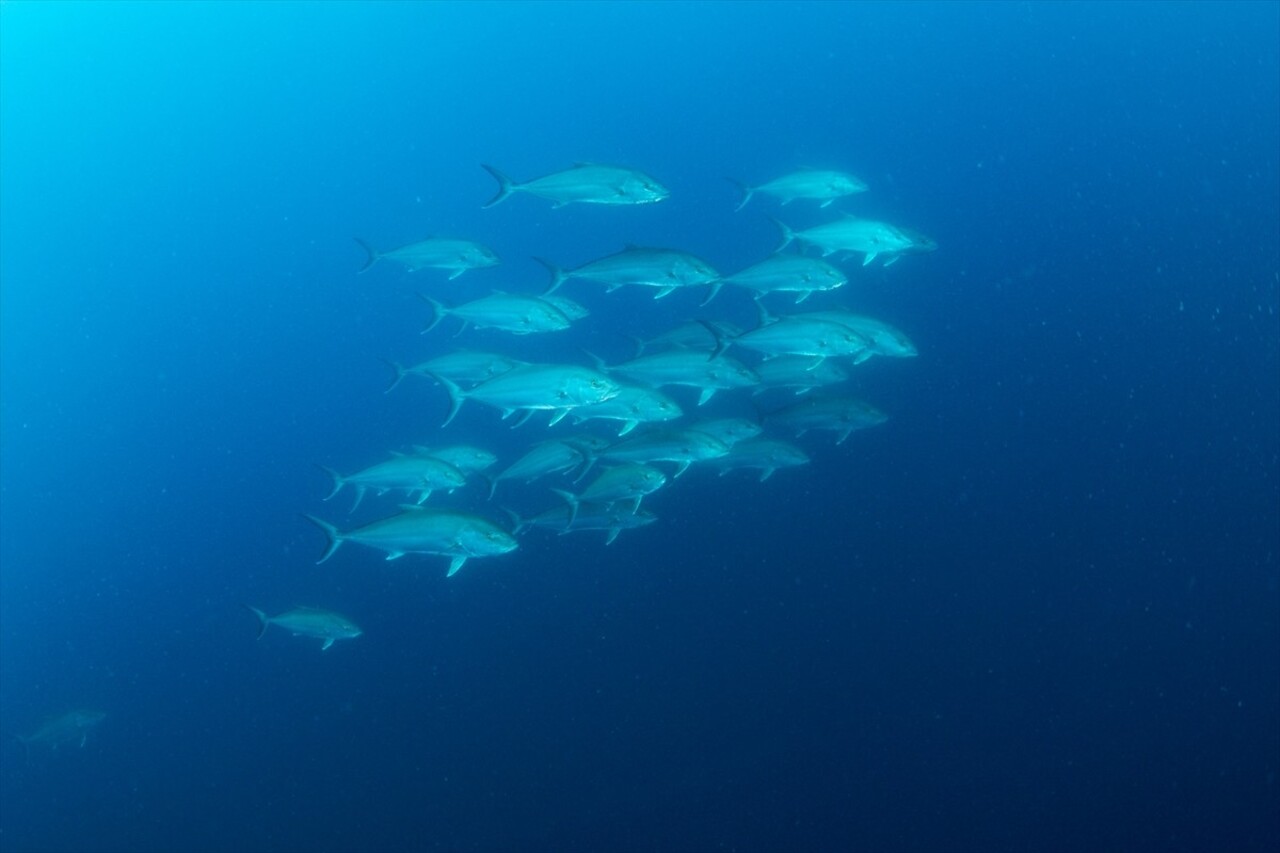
[764,396,889,445]
[711,438,811,482]
[686,418,763,448]
[482,162,669,208]
[421,292,572,336]
[485,439,588,498]
[552,463,668,525]
[319,454,467,511]
[786,311,918,358]
[773,215,935,266]
[410,444,498,475]
[753,354,852,395]
[355,236,499,279]
[568,385,683,436]
[383,350,523,393]
[730,169,868,211]
[722,254,847,303]
[433,364,621,427]
[538,246,721,302]
[305,508,518,577]
[597,427,731,478]
[16,710,105,751]
[246,605,362,651]
[507,502,657,546]
[591,349,759,406]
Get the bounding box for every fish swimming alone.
[481,163,669,208]
[246,605,363,651]
[16,710,105,751]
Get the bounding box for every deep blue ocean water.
[1,2,1277,851]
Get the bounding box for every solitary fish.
[730,169,868,211]
[16,710,105,751]
[355,236,499,279]
[246,606,363,651]
[305,508,518,577]
[481,163,669,208]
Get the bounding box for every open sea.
[1,2,1277,851]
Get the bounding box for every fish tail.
[431,374,466,427]
[696,319,730,360]
[581,349,610,374]
[770,217,796,252]
[700,280,724,307]
[480,164,516,208]
[550,488,581,527]
[317,465,344,501]
[727,177,754,212]
[245,605,270,640]
[302,514,345,564]
[534,257,567,294]
[479,473,498,501]
[418,293,448,334]
[624,334,647,358]
[381,358,408,393]
[354,238,380,273]
[499,507,527,535]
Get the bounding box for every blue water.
[2,2,1277,851]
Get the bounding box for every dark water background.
[2,2,1277,851]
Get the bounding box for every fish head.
[461,525,519,557]
[831,173,869,194]
[620,174,670,204]
[71,710,106,727]
[683,431,731,460]
[562,371,623,406]
[713,359,760,387]
[640,467,668,489]
[898,228,937,253]
[465,244,501,268]
[677,257,720,285]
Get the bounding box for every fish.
[539,293,590,321]
[382,351,524,393]
[721,254,847,303]
[481,163,669,208]
[537,246,721,302]
[551,463,668,525]
[319,454,467,511]
[686,418,763,447]
[507,502,658,546]
[785,311,918,358]
[410,444,498,475]
[354,236,499,278]
[16,710,105,751]
[246,605,363,651]
[764,396,889,444]
[597,427,732,478]
[772,215,934,265]
[421,293,572,336]
[590,349,759,406]
[569,385,684,435]
[703,314,872,365]
[711,438,811,482]
[305,508,518,577]
[485,439,589,498]
[730,169,868,211]
[752,355,852,395]
[630,320,743,355]
[432,364,621,427]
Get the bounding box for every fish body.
[686,418,763,447]
[510,503,657,545]
[595,349,759,405]
[715,316,872,363]
[305,508,518,577]
[598,428,731,477]
[722,254,847,303]
[487,440,588,496]
[422,293,571,336]
[482,163,669,208]
[733,169,868,210]
[787,311,918,358]
[569,385,683,435]
[538,246,720,301]
[539,293,590,321]
[434,364,621,426]
[753,354,851,394]
[320,454,467,510]
[773,216,932,266]
[355,236,499,278]
[633,320,743,355]
[765,396,888,444]
[712,438,810,482]
[552,464,667,524]
[247,606,362,651]
[411,444,498,475]
[17,710,105,750]
[384,350,523,392]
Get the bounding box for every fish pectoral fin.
[447,555,467,577]
[760,468,776,482]
[673,461,691,478]
[385,551,406,560]
[548,408,570,426]
[820,199,833,208]
[448,268,465,280]
[653,286,677,299]
[862,252,878,266]
[321,638,335,651]
[605,527,621,545]
[697,388,716,406]
[618,420,637,436]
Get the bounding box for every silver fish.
[686,418,763,447]
[319,453,467,511]
[355,236,499,278]
[597,428,731,478]
[591,349,758,406]
[411,444,498,475]
[421,293,572,336]
[786,311,918,358]
[753,355,852,395]
[433,364,621,427]
[383,350,523,393]
[569,385,683,435]
[731,169,868,211]
[764,396,888,444]
[773,216,934,266]
[706,316,871,365]
[507,503,657,546]
[486,440,589,498]
[482,162,669,208]
[16,710,105,751]
[722,254,847,303]
[552,463,668,525]
[538,246,721,302]
[246,605,362,651]
[305,508,518,577]
[712,438,810,482]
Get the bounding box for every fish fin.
[431,374,466,427]
[699,281,723,306]
[479,473,498,500]
[618,420,637,436]
[415,488,431,505]
[302,515,344,564]
[820,199,833,208]
[447,268,465,280]
[673,460,691,478]
[381,358,409,393]
[385,551,406,561]
[653,286,677,299]
[480,164,516,208]
[696,319,729,360]
[510,409,536,428]
[317,465,344,501]
[354,238,380,273]
[500,507,526,535]
[534,257,568,293]
[795,291,811,304]
[624,334,647,358]
[726,177,754,212]
[805,357,824,372]
[245,605,270,639]
[418,293,448,334]
[697,387,716,406]
[446,555,467,577]
[770,217,796,252]
[321,638,334,651]
[759,468,775,482]
[605,528,621,545]
[837,429,852,445]
[550,488,581,526]
[548,408,570,426]
[581,349,610,373]
[883,254,901,267]
[862,252,877,266]
[350,485,366,513]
